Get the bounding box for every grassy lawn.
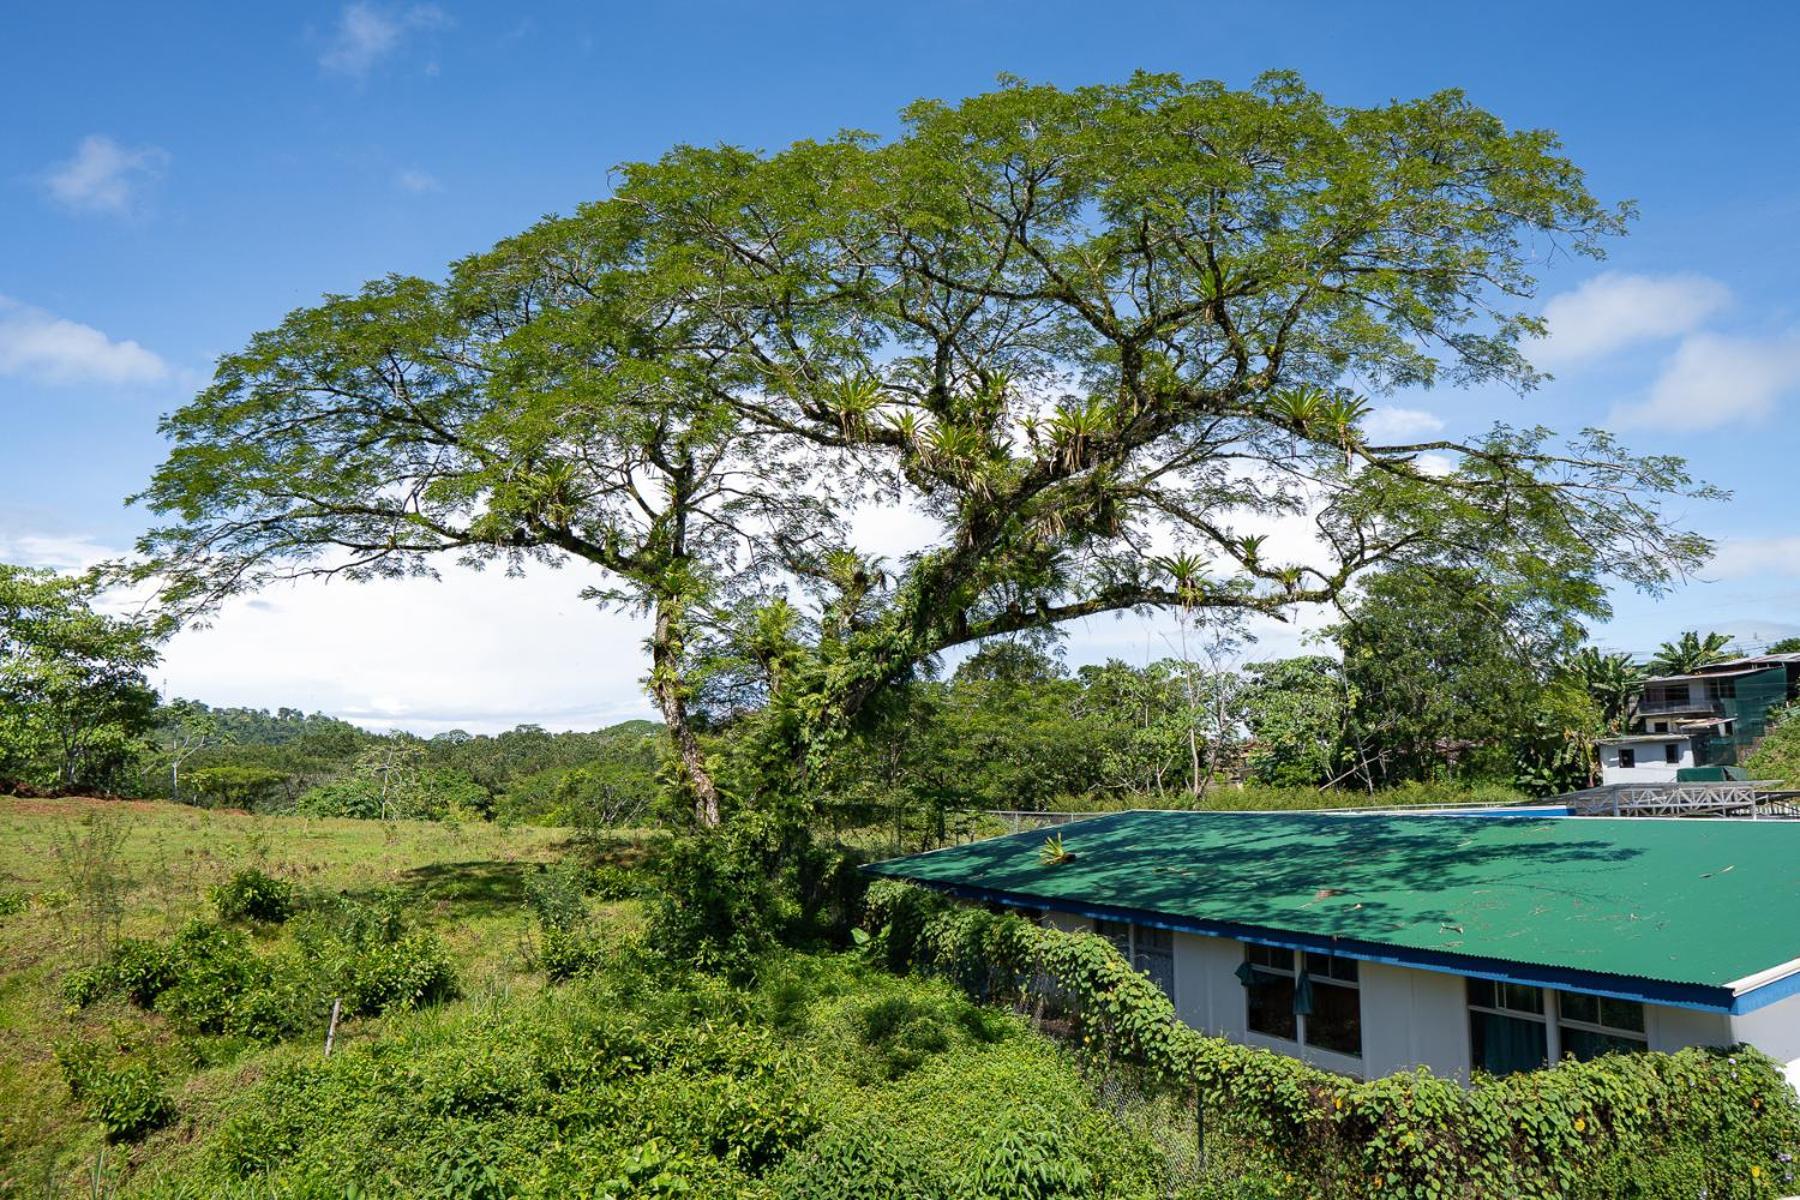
[0,796,585,1197]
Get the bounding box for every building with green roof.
[865,810,1800,1082]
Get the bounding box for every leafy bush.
[211,866,294,922]
[61,936,176,1009]
[0,889,27,917]
[648,825,786,978]
[342,930,458,1016]
[155,920,303,1041]
[55,1039,175,1142]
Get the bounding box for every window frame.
[1663,742,1681,764]
[1093,919,1177,1004]
[1241,944,1362,1060]
[1618,747,1636,769]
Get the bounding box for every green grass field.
[0,796,582,1196]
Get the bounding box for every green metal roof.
[865,811,1800,1005]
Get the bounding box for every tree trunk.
[650,601,720,827]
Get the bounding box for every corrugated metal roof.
[865,811,1800,1004]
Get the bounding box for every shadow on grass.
[355,860,535,920]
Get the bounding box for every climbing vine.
[863,881,1800,1198]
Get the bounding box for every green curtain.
[1472,1012,1546,1075]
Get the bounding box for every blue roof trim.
[882,873,1741,1015]
[1732,967,1800,1015]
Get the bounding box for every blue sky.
[5,2,1800,731]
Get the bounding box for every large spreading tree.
[131,72,1716,822]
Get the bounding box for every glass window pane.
[1309,953,1358,983]
[1471,1011,1547,1076]
[1467,977,1496,1008]
[1304,981,1361,1056]
[1248,944,1294,972]
[1136,925,1172,952]
[1599,998,1645,1033]
[1500,983,1545,1014]
[1247,970,1297,1040]
[1559,992,1599,1025]
[1563,1026,1647,1062]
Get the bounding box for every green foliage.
[56,1039,177,1142]
[185,764,293,810]
[61,894,459,1043]
[146,943,1145,1199]
[0,563,161,792]
[1240,657,1350,787]
[1648,630,1736,676]
[647,825,785,977]
[1338,568,1580,786]
[1747,705,1800,786]
[210,866,295,922]
[864,884,1800,1199]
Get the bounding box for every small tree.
[0,565,159,791]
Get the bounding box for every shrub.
[0,889,27,917]
[60,936,175,1009]
[89,1060,177,1142]
[56,1039,175,1142]
[647,825,786,978]
[536,925,608,983]
[343,930,459,1016]
[211,866,294,923]
[155,920,300,1040]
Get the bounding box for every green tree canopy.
[130,71,1717,817]
[0,565,160,791]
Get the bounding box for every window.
[1093,919,1131,960]
[1093,920,1175,1003]
[1618,748,1636,769]
[1133,925,1175,1001]
[1664,743,1681,764]
[1302,953,1361,1056]
[1558,993,1647,1061]
[1243,944,1297,1040]
[1468,978,1547,1076]
[1707,678,1737,701]
[1241,945,1361,1057]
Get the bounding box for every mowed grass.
[0,796,610,1197]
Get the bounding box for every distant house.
[866,810,1800,1086]
[1597,654,1800,784]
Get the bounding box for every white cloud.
[320,3,450,77]
[156,562,658,735]
[1611,331,1800,431]
[394,167,442,193]
[1535,272,1732,368]
[0,531,117,572]
[1706,536,1800,580]
[1364,406,1445,443]
[43,135,169,216]
[0,296,174,386]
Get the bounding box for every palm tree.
[1647,631,1735,676]
[1565,648,1643,734]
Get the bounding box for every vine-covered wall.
[862,881,1800,1199]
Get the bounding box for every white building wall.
[1359,961,1472,1079]
[1731,993,1800,1094]
[1038,907,1791,1084]
[1647,1004,1732,1055]
[1172,931,1247,1040]
[1598,739,1692,784]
